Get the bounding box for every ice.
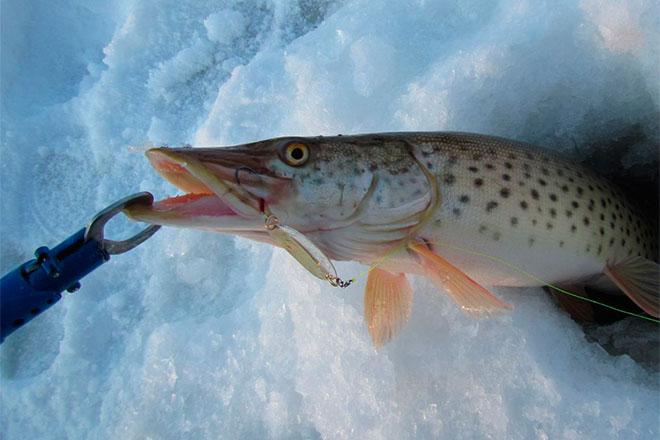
[205,10,247,45]
[1,0,658,439]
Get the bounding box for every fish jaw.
[124,147,290,233]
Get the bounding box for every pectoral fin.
[409,242,512,316]
[604,256,659,318]
[364,268,413,347]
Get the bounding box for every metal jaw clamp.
[85,192,161,255]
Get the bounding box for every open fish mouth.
[124,147,287,232]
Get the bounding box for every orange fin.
[604,257,659,318]
[364,268,413,347]
[409,242,512,316]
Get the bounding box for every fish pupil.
[291,148,304,160]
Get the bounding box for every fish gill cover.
[0,0,658,439]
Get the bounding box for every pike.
[125,133,659,346]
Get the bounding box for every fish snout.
[145,146,290,217]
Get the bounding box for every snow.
[1,0,659,439]
[205,10,248,44]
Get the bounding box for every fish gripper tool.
[0,192,160,343]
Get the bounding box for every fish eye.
[282,142,309,167]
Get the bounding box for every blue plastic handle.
[0,228,109,342]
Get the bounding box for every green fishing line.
[349,240,660,324]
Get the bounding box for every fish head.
[124,136,407,241]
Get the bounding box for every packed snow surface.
[1,0,659,439]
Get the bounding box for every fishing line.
[263,209,657,323]
[347,239,660,324]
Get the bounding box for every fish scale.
[404,133,657,286]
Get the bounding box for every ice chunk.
[204,9,247,44]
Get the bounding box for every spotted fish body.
[127,132,659,345]
[294,133,656,285]
[414,133,657,287]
